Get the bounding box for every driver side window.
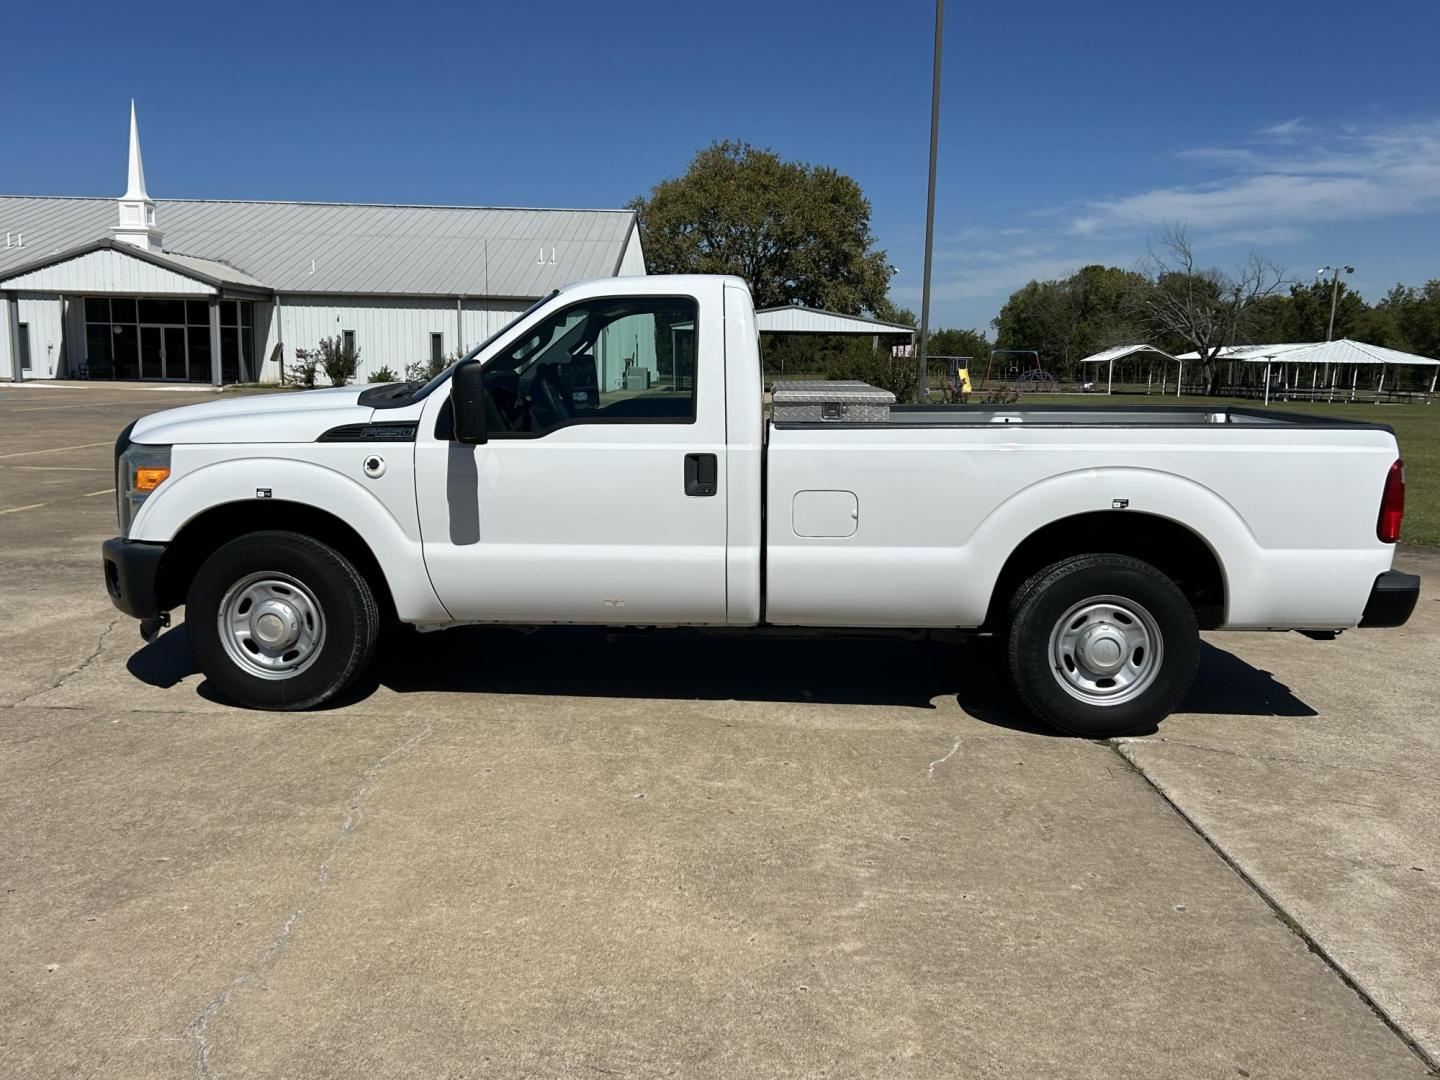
[480,296,697,437]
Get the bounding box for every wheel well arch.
[984,511,1226,629]
[155,500,396,621]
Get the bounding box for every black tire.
[1006,553,1199,737]
[187,531,380,710]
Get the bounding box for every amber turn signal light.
[134,466,171,492]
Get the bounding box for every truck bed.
[762,402,1400,632]
[776,403,1393,430]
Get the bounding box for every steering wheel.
[528,365,570,428]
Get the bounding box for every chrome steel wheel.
[1048,594,1163,707]
[217,571,326,680]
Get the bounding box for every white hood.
[129,387,374,445]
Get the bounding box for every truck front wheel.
[188,531,380,710]
[1007,554,1199,736]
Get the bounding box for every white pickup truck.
[102,274,1418,735]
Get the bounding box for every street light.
[1316,264,1354,341]
[916,0,944,401]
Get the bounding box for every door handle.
[684,453,717,497]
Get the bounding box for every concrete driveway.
[1,382,1435,1079]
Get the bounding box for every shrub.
[404,358,442,382]
[826,344,917,404]
[980,385,1021,404]
[290,349,321,388]
[405,348,462,383]
[369,366,399,384]
[312,335,360,387]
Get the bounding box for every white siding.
[595,313,659,390]
[2,248,216,295]
[1,294,65,378]
[615,227,646,277]
[257,295,534,384]
[460,298,534,354]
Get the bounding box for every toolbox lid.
[770,380,896,404]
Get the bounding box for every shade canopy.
[756,305,915,339]
[1078,343,1182,366]
[1177,339,1439,367]
[1173,343,1310,362]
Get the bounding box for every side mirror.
[452,360,488,445]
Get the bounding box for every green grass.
[988,392,1439,548]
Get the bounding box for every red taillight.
[1377,459,1405,543]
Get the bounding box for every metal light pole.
[1318,264,1354,341]
[916,0,944,401]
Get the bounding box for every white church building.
[1,104,646,384]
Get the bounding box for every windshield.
[410,291,558,401]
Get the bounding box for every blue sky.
[3,0,1438,331]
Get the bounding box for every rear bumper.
[1358,570,1420,629]
[102,538,166,620]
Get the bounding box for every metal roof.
[1174,342,1313,361]
[1078,343,1183,365]
[0,196,638,298]
[0,238,270,293]
[755,304,916,337]
[1180,339,1440,367]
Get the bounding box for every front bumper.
[1358,570,1421,629]
[102,538,167,620]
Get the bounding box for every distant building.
[1,103,645,384]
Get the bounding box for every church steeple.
[115,100,163,251]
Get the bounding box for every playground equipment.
[1014,368,1059,393]
[980,349,1058,393]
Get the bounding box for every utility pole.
[916,0,944,402]
[1318,264,1354,341]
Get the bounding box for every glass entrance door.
[164,325,187,380]
[140,326,164,379]
[139,325,189,380]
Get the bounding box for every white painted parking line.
[0,441,110,460]
[14,465,106,471]
[0,503,47,515]
[83,488,116,497]
[14,401,148,412]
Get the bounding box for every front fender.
[131,454,447,622]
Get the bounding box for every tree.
[1138,227,1287,394]
[1350,303,1409,351]
[1280,279,1368,342]
[632,141,895,317]
[926,327,991,361]
[991,264,1146,378]
[1376,281,1440,359]
[1241,292,1293,345]
[826,338,921,403]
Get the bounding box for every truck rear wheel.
[1007,554,1199,736]
[188,531,380,710]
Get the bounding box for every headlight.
[117,444,171,536]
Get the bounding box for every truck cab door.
[414,289,728,625]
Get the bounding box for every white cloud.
[1208,225,1310,246]
[1069,118,1440,237]
[1257,117,1311,142]
[904,115,1440,327]
[1174,147,1258,165]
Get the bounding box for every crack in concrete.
[1110,739,1440,1076]
[927,736,961,778]
[183,725,432,1080]
[8,616,122,708]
